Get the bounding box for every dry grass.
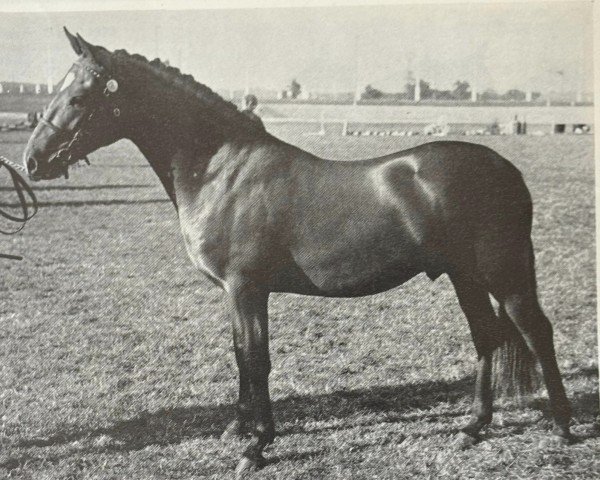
[0,129,597,479]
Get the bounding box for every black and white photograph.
[0,0,597,478]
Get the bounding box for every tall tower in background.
[414,73,421,102]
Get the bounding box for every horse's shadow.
[15,365,599,455]
[17,375,474,453]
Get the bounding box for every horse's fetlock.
[237,402,253,418]
[255,422,276,444]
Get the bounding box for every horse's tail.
[491,303,540,401]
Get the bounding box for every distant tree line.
[361,80,541,102]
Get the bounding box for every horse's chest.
[178,192,268,286]
[178,202,230,285]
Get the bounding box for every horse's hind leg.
[500,290,572,440]
[486,240,572,441]
[450,273,502,438]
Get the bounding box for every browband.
[76,60,106,80]
[74,61,119,94]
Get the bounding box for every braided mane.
[109,48,264,135]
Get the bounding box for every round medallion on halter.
[105,79,119,93]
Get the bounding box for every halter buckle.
[106,79,119,93]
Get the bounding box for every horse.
[23,29,573,477]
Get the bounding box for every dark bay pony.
[24,30,572,476]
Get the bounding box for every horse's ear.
[75,33,99,61]
[63,27,82,55]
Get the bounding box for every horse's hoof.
[453,431,479,450]
[221,419,243,442]
[235,455,265,479]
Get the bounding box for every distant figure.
[27,111,40,129]
[489,120,500,135]
[514,115,522,135]
[241,94,265,130]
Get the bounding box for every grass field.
[0,128,597,479]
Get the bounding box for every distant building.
[278,88,295,99]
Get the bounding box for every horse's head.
[24,28,125,180]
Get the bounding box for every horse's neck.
[127,103,227,207]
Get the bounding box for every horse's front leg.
[226,282,274,477]
[220,326,253,441]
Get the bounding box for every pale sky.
[0,1,593,94]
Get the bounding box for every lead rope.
[0,156,38,260]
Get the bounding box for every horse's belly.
[284,255,422,297]
[290,227,427,297]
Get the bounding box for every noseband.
[40,62,121,178]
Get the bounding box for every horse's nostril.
[27,157,38,174]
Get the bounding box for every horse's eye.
[69,96,85,108]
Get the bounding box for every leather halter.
[40,61,121,176]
